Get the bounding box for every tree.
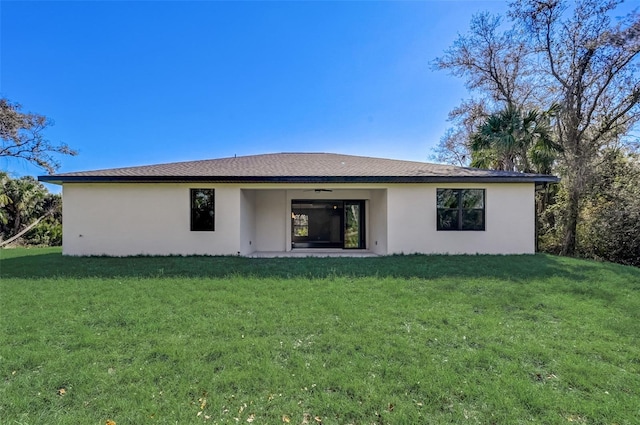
[434,0,640,256]
[470,104,561,174]
[511,0,640,256]
[0,172,11,225]
[0,98,76,174]
[3,176,46,236]
[578,149,640,266]
[436,12,533,108]
[0,173,61,247]
[430,100,490,166]
[432,11,535,165]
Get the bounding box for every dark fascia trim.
[38,174,561,185]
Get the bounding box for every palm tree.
[0,172,12,226]
[1,176,47,238]
[0,173,62,246]
[470,105,561,174]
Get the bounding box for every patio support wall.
[254,189,287,253]
[369,189,388,255]
[240,189,256,255]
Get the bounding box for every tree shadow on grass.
[1,250,638,283]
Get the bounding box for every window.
[190,189,215,231]
[292,212,309,237]
[437,189,485,231]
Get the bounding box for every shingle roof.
[38,152,559,184]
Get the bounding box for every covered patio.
[240,187,388,256]
[246,249,378,258]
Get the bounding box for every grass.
[1,248,639,424]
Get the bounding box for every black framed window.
[190,189,215,231]
[437,189,485,231]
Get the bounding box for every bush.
[538,150,640,267]
[579,199,640,266]
[23,218,62,246]
[577,151,640,266]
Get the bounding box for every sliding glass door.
[291,200,365,249]
[344,201,365,249]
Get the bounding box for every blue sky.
[1,0,511,188]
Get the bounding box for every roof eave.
[38,175,560,185]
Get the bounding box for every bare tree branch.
[0,98,77,174]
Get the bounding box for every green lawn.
[1,248,639,424]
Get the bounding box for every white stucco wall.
[62,183,242,256]
[369,189,388,255]
[60,182,536,256]
[254,189,287,252]
[240,189,256,255]
[386,183,535,255]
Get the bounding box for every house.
[38,152,559,256]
